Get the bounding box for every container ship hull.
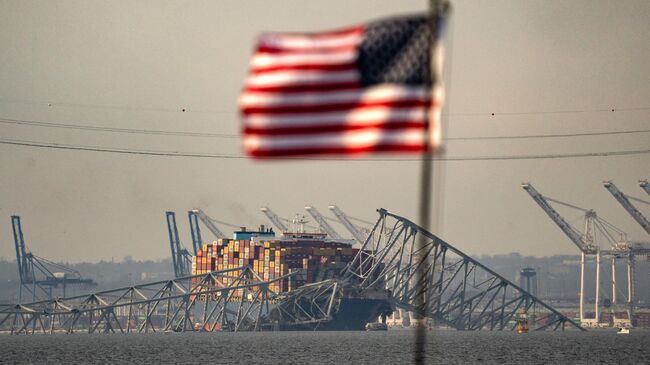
[274,297,393,331]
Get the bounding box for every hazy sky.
[1,0,649,263]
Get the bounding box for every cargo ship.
[191,225,392,330]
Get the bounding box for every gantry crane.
[187,211,202,255]
[304,205,343,239]
[260,206,289,232]
[522,183,630,325]
[165,212,192,278]
[522,183,650,326]
[640,180,650,197]
[521,183,598,253]
[11,215,96,302]
[328,205,370,244]
[190,209,227,239]
[603,181,650,236]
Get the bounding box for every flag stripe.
[243,106,428,128]
[245,69,359,87]
[244,120,426,136]
[244,82,362,93]
[247,144,426,158]
[251,51,357,69]
[255,44,358,55]
[242,99,432,115]
[249,63,358,75]
[244,128,426,150]
[240,85,428,107]
[258,28,364,51]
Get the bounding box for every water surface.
[1,329,648,364]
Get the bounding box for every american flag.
[239,14,445,158]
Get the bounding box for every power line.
[2,97,650,116]
[2,116,649,141]
[0,117,238,139]
[0,98,231,114]
[1,137,649,162]
[446,129,650,141]
[450,106,650,117]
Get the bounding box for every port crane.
[260,206,289,232]
[603,181,650,236]
[187,211,202,255]
[190,209,228,239]
[640,180,650,197]
[521,183,599,254]
[328,205,370,244]
[11,215,95,302]
[165,212,192,278]
[522,183,644,326]
[304,205,343,239]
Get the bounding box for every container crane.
[521,183,598,254]
[165,212,192,278]
[522,184,618,325]
[260,206,289,232]
[522,183,646,326]
[11,215,96,302]
[640,180,650,197]
[190,209,227,239]
[328,205,369,244]
[603,181,650,236]
[304,206,343,239]
[187,211,202,255]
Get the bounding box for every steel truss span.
[341,209,584,331]
[1,209,583,334]
[0,267,285,335]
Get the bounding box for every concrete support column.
[595,251,600,323]
[579,252,585,323]
[611,257,616,304]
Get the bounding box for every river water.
[1,329,649,364]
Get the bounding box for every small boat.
[366,322,388,331]
[516,310,529,334]
[617,327,630,335]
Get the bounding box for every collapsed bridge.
[0,209,583,334]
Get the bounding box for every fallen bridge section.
[0,267,287,335]
[341,209,585,331]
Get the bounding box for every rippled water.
[1,329,649,364]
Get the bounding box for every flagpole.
[415,0,446,363]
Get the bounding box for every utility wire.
[0,98,230,114]
[0,117,238,139]
[451,106,650,117]
[2,116,649,141]
[2,97,650,116]
[1,137,649,161]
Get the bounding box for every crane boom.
[260,206,288,232]
[304,205,343,239]
[521,183,596,253]
[603,181,650,236]
[191,209,227,239]
[640,180,650,197]
[165,212,191,278]
[187,211,202,255]
[11,215,96,301]
[328,205,368,243]
[11,216,32,283]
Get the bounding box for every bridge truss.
[2,209,584,334]
[342,209,584,331]
[0,267,286,335]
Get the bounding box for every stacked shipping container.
[191,238,359,294]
